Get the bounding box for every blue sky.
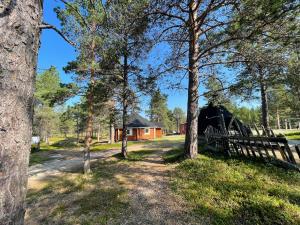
[38,1,258,116]
[38,1,191,114]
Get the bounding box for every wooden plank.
[254,124,261,136]
[228,136,288,143]
[284,143,297,164]
[271,140,288,161]
[257,136,272,160]
[280,145,289,162]
[267,141,277,158]
[247,137,257,158]
[261,125,268,137]
[252,137,265,159]
[295,145,300,160]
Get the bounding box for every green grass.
[165,149,300,225]
[29,153,51,166]
[26,160,129,225]
[285,132,300,140]
[163,148,185,163]
[90,142,134,151]
[113,149,158,161]
[288,135,300,140]
[29,135,184,166]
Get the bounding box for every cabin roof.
[116,113,161,128]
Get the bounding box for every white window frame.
[144,128,150,135]
[126,128,133,136]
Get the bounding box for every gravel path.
[27,139,203,225]
[110,148,202,225]
[289,140,300,146]
[28,149,119,189]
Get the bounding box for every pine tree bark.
[84,74,94,174]
[259,67,270,134]
[109,122,115,144]
[97,123,101,142]
[76,116,80,144]
[84,26,97,174]
[0,1,42,224]
[121,48,129,158]
[184,0,200,159]
[276,108,281,129]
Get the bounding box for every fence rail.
[204,125,300,171]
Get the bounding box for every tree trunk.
[76,116,80,144]
[97,123,101,142]
[259,68,270,134]
[121,48,129,158]
[184,0,200,159]
[84,30,96,174]
[0,1,42,224]
[109,121,115,144]
[121,103,128,158]
[276,108,281,129]
[84,81,93,174]
[45,135,49,145]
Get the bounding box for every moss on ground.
[165,149,300,225]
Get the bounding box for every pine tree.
[147,89,171,131]
[1,1,81,222]
[204,75,231,107]
[107,0,153,157]
[149,0,296,158]
[173,107,186,133]
[55,0,108,173]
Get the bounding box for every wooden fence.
[204,123,300,171]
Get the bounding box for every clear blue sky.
[38,1,257,115]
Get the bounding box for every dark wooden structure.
[204,120,300,171]
[198,103,251,137]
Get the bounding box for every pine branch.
[39,22,76,46]
[59,0,90,30]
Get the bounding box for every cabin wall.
[180,123,187,135]
[115,127,163,141]
[155,128,163,138]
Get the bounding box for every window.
[126,129,133,136]
[145,128,150,135]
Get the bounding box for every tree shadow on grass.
[26,160,129,225]
[200,149,300,184]
[26,154,177,225]
[112,149,161,162]
[51,137,80,148]
[170,149,300,225]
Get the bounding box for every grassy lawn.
[26,160,129,225]
[29,153,52,166]
[285,132,300,140]
[29,135,185,166]
[113,149,159,161]
[164,149,300,225]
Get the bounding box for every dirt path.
[28,149,119,190]
[26,138,202,224]
[110,148,200,225]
